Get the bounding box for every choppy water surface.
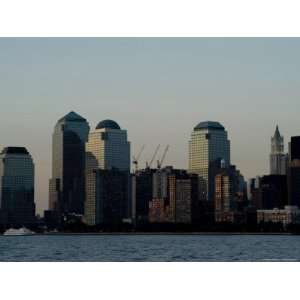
[0,234,299,262]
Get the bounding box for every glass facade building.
[49,111,90,216]
[288,136,300,208]
[188,121,230,201]
[0,147,35,226]
[85,120,130,172]
[84,120,131,225]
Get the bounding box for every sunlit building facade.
[84,120,131,225]
[189,121,230,201]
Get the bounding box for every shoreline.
[7,232,298,236]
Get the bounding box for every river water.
[0,234,299,262]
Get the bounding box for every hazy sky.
[0,38,300,214]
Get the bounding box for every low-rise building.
[257,206,300,226]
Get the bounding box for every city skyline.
[0,111,294,215]
[1,38,300,214]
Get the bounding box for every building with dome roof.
[85,119,130,172]
[189,121,230,201]
[84,119,131,225]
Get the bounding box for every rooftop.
[58,111,87,123]
[96,119,121,130]
[1,147,29,155]
[194,121,225,131]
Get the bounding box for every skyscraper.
[85,169,131,226]
[84,120,131,225]
[288,136,300,208]
[85,120,130,171]
[49,111,90,216]
[132,168,155,224]
[149,167,199,224]
[214,165,246,223]
[270,126,288,175]
[188,121,230,201]
[0,147,35,226]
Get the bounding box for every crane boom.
[136,144,145,161]
[148,144,160,168]
[132,144,145,172]
[157,145,169,169]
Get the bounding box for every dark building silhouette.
[132,168,155,224]
[290,136,300,161]
[85,169,131,225]
[0,147,35,226]
[288,136,300,208]
[49,111,90,217]
[260,175,288,209]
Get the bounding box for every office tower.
[288,136,300,208]
[270,126,288,175]
[84,169,130,226]
[259,175,288,209]
[84,120,131,225]
[188,121,230,201]
[49,111,90,216]
[0,147,35,226]
[214,165,242,223]
[149,167,199,224]
[85,119,130,172]
[132,168,155,224]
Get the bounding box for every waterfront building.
[149,167,199,224]
[260,175,288,209]
[84,169,131,226]
[0,147,35,226]
[270,126,288,175]
[257,206,300,226]
[85,119,130,172]
[249,175,287,210]
[214,165,247,223]
[84,120,131,226]
[288,136,300,208]
[49,111,90,216]
[188,121,230,201]
[132,168,155,224]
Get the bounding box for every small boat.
[3,227,35,236]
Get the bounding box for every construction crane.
[132,144,145,173]
[157,145,169,169]
[146,144,161,169]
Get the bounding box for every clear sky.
[0,38,299,214]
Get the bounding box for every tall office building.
[85,169,131,226]
[84,120,131,225]
[132,168,155,224]
[49,111,90,216]
[149,167,199,224]
[85,120,130,172]
[189,121,230,201]
[270,126,288,175]
[214,165,246,223]
[0,147,35,226]
[288,136,300,207]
